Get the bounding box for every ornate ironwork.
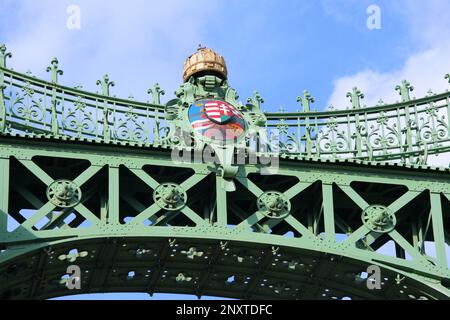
[0,45,446,165]
[0,44,449,300]
[153,183,187,211]
[46,180,82,208]
[257,191,291,219]
[362,205,396,233]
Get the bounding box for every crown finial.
[183,46,227,82]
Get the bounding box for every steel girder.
[0,135,449,300]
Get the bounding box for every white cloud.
[326,1,450,166]
[328,42,450,108]
[2,0,220,100]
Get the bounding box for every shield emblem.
[188,99,246,143]
[204,100,236,124]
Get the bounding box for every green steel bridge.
[0,44,449,300]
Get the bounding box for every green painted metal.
[0,44,449,300]
[0,46,449,163]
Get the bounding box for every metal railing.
[1,44,449,164]
[264,85,450,163]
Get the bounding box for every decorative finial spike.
[346,87,364,109]
[148,83,165,105]
[96,74,115,96]
[46,57,63,84]
[297,90,315,112]
[0,44,12,68]
[395,80,414,102]
[247,91,264,110]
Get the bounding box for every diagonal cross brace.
[235,179,314,237]
[342,190,422,246]
[130,170,208,226]
[340,189,432,265]
[18,161,103,230]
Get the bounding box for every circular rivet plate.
[47,180,82,208]
[257,191,291,219]
[153,183,187,211]
[362,205,396,233]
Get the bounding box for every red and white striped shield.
[204,100,238,124]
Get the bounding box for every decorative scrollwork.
[63,96,96,137]
[366,112,401,155]
[1,53,450,166]
[418,103,448,148]
[318,117,351,155]
[11,84,46,126]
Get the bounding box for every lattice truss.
[1,44,450,300]
[0,137,449,300]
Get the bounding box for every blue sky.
[1,0,450,299]
[1,0,450,111]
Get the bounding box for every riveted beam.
[28,247,49,299]
[235,211,266,231]
[284,181,311,200]
[20,202,57,231]
[73,166,103,186]
[19,160,54,186]
[146,239,172,296]
[131,203,161,225]
[430,193,447,268]
[388,191,421,213]
[236,177,264,197]
[74,203,101,225]
[215,176,228,226]
[180,206,207,226]
[129,168,159,190]
[322,184,335,241]
[108,167,120,224]
[195,242,222,298]
[284,215,315,238]
[0,158,9,234]
[180,173,208,191]
[244,248,273,299]
[338,185,370,210]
